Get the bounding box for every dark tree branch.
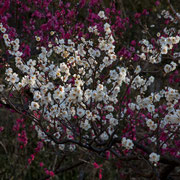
[133,141,180,166]
[167,0,180,23]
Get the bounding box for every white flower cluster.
[146,119,157,131]
[135,94,156,112]
[0,11,180,154]
[165,87,180,104]
[139,34,180,64]
[164,61,177,73]
[164,109,180,124]
[158,36,180,54]
[163,87,180,124]
[0,21,129,148]
[131,75,154,93]
[130,87,180,126]
[161,10,179,24]
[121,137,134,150]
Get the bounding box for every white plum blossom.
[8,73,19,84]
[147,104,155,113]
[98,11,107,19]
[77,108,85,118]
[80,120,91,131]
[164,64,172,73]
[149,152,160,164]
[100,132,109,141]
[161,45,168,54]
[29,101,40,111]
[134,65,141,74]
[33,91,42,101]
